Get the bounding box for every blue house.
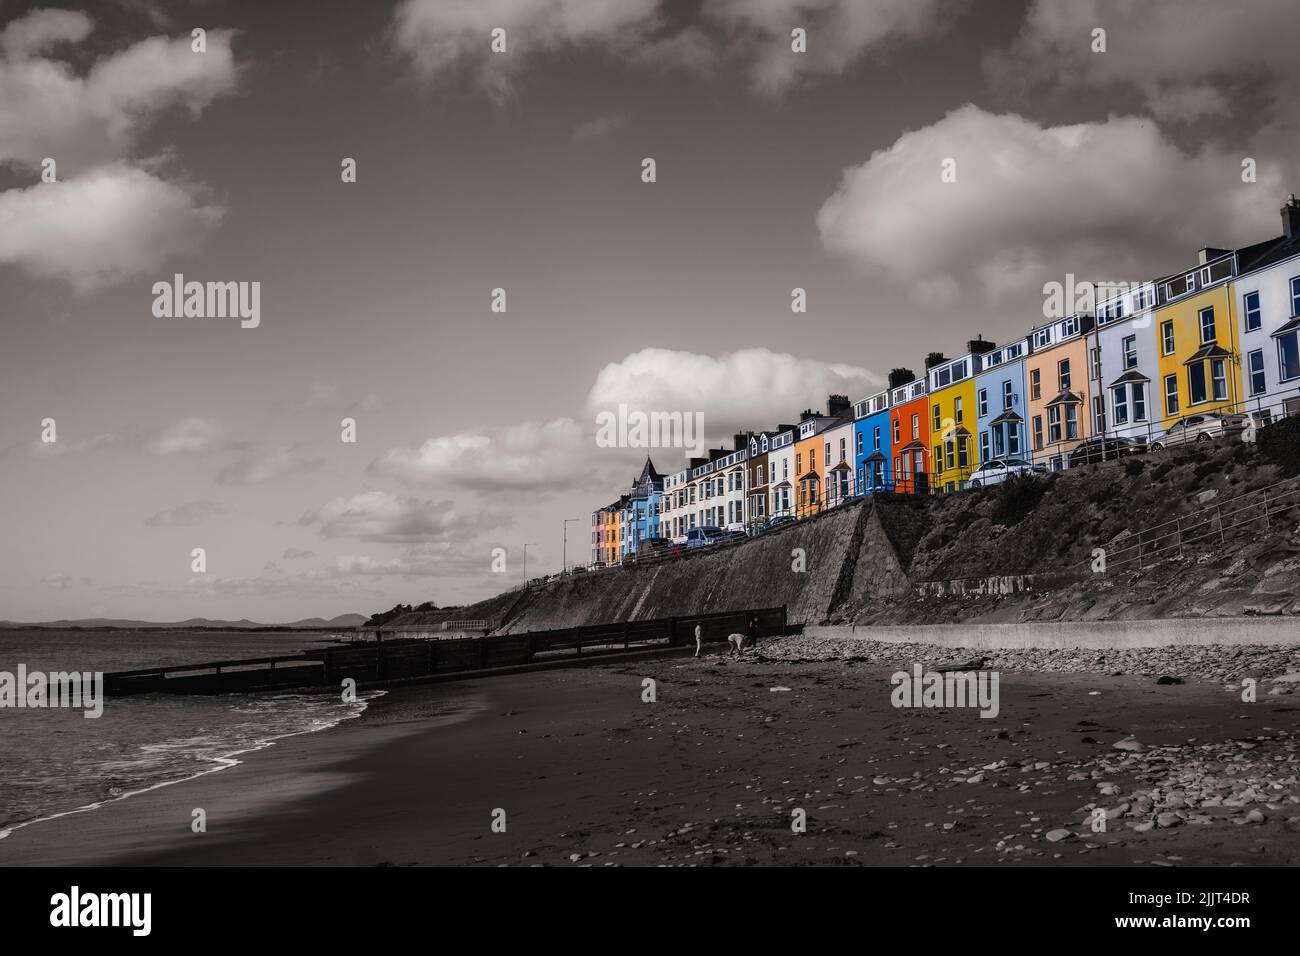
[973,338,1030,463]
[853,383,894,494]
[623,458,664,556]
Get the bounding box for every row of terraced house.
[592,196,1300,565]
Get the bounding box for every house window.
[911,414,919,439]
[957,436,968,469]
[1058,359,1071,390]
[1244,291,1262,332]
[1092,395,1105,434]
[1292,276,1300,317]
[932,405,941,430]
[796,453,801,474]
[1066,404,1079,440]
[825,444,830,467]
[978,389,988,416]
[1189,363,1208,405]
[935,444,944,470]
[1133,382,1146,421]
[955,396,964,423]
[874,426,881,450]
[980,430,990,460]
[839,437,846,461]
[1008,427,1020,455]
[1091,347,1102,380]
[1003,380,1013,408]
[1030,368,1041,399]
[1199,307,1216,344]
[1123,334,1137,369]
[892,418,900,443]
[1048,406,1062,443]
[1212,359,1228,401]
[1161,320,1175,355]
[855,432,863,455]
[1032,416,1043,450]
[1279,329,1300,381]
[1248,349,1266,395]
[1112,386,1129,425]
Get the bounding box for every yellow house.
[1154,252,1242,429]
[926,342,993,491]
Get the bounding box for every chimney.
[1284,194,1300,240]
[799,408,818,422]
[1197,246,1230,265]
[967,335,996,355]
[887,367,915,389]
[778,423,796,433]
[827,393,851,417]
[924,351,947,370]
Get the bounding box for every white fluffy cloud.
[0,9,238,291]
[390,0,660,100]
[370,418,613,492]
[0,163,223,291]
[587,347,880,433]
[988,0,1298,122]
[217,445,326,486]
[301,491,501,543]
[816,105,1287,306]
[149,417,225,455]
[704,0,959,95]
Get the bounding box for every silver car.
[1150,412,1245,450]
[969,457,1046,487]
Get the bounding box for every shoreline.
[3,645,1299,866]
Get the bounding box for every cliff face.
[410,440,1300,631]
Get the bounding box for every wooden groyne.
[102,606,788,696]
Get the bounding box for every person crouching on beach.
[727,632,748,657]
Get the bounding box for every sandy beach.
[3,646,1299,867]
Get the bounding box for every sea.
[0,628,376,839]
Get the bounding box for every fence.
[102,605,788,696]
[1088,475,1300,574]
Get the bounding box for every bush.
[1258,414,1300,477]
[990,473,1048,526]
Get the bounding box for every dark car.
[713,529,749,545]
[766,514,796,530]
[1068,435,1142,467]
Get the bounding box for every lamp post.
[562,517,579,572]
[522,543,537,588]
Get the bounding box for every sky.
[1,0,1296,622]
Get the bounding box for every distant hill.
[0,613,368,630]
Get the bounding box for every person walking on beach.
[694,622,702,658]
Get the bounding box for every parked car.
[713,529,748,545]
[1067,436,1143,467]
[685,526,723,549]
[641,536,672,551]
[766,514,796,530]
[572,565,588,574]
[1150,412,1245,450]
[969,457,1047,487]
[588,561,604,570]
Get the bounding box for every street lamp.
[522,543,537,588]
[562,517,580,573]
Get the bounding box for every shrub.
[1258,414,1300,477]
[990,473,1048,526]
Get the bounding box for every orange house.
[794,424,824,518]
[888,376,931,494]
[1025,313,1094,470]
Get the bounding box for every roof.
[798,469,821,482]
[863,450,887,463]
[989,409,1023,426]
[899,439,927,453]
[1271,317,1300,338]
[1045,389,1083,407]
[1109,370,1149,386]
[829,460,852,472]
[1183,343,1233,364]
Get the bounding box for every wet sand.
[3,650,1298,866]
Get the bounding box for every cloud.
[572,113,629,143]
[217,444,326,485]
[282,547,315,560]
[149,417,225,455]
[815,105,1288,307]
[144,499,228,527]
[300,491,503,543]
[390,0,660,101]
[41,573,74,590]
[370,418,611,492]
[704,0,962,95]
[0,12,239,170]
[987,0,1298,123]
[0,162,223,292]
[332,541,498,579]
[299,381,383,412]
[587,347,881,433]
